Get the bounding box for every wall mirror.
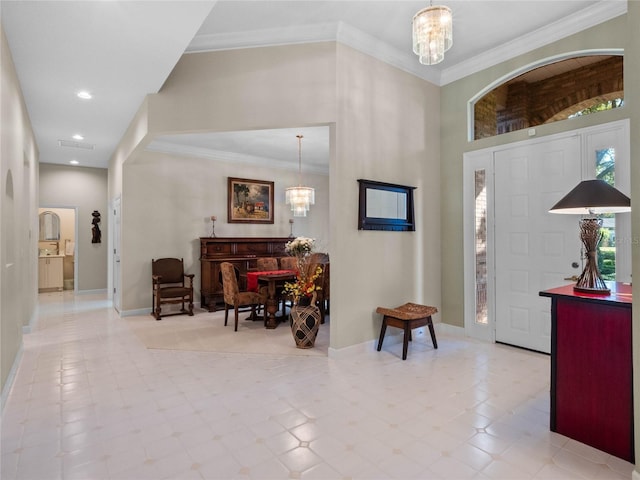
[39,211,61,241]
[357,179,416,231]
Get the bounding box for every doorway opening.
[38,207,77,293]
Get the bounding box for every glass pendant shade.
[285,186,315,217]
[286,134,315,217]
[412,5,453,65]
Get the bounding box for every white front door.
[493,136,582,353]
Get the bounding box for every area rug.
[125,308,328,357]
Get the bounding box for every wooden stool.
[376,303,438,360]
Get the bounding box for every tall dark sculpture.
[91,210,101,244]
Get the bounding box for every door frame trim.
[463,119,631,343]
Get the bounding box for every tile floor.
[1,292,634,480]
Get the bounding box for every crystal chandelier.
[412,2,453,65]
[285,135,315,217]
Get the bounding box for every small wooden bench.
[376,303,438,360]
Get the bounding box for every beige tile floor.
[1,292,634,480]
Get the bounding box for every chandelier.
[285,135,315,217]
[412,2,453,65]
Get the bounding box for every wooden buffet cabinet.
[539,282,633,462]
[199,237,291,311]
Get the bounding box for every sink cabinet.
[39,256,63,292]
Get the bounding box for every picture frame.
[228,177,275,224]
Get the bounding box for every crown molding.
[335,22,441,85]
[440,0,627,85]
[185,22,339,53]
[186,21,441,85]
[146,140,330,176]
[186,0,626,87]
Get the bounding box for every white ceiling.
[0,0,626,171]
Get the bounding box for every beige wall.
[39,164,108,292]
[111,41,442,351]
[0,26,39,398]
[122,150,329,313]
[440,14,630,328]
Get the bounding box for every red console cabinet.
[540,283,633,462]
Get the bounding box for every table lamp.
[549,179,631,294]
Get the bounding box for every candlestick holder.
[288,219,294,238]
[210,216,217,238]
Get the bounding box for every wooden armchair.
[151,258,194,320]
[220,262,267,331]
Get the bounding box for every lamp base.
[573,285,610,295]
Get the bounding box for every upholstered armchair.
[151,258,194,320]
[220,262,266,331]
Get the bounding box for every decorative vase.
[290,293,320,348]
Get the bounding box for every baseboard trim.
[435,322,465,336]
[22,304,40,334]
[77,288,108,295]
[1,342,24,413]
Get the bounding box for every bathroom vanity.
[38,255,63,292]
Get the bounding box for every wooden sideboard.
[199,237,291,311]
[539,282,633,462]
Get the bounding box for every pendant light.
[412,2,453,65]
[285,134,315,217]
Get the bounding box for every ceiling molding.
[146,140,330,176]
[186,22,339,53]
[186,1,626,88]
[334,22,441,85]
[440,0,627,85]
[186,20,441,85]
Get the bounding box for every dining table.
[246,269,297,329]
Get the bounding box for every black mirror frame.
[357,179,416,231]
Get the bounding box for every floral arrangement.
[283,236,322,303]
[285,236,315,258]
[283,264,323,302]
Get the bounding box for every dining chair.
[220,262,266,331]
[279,256,298,271]
[256,257,278,271]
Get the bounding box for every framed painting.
[228,177,275,224]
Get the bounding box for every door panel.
[494,136,582,353]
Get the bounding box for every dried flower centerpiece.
[283,236,322,305]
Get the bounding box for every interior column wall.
[332,44,441,350]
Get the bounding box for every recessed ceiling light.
[72,134,84,140]
[76,90,92,100]
[69,160,79,165]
